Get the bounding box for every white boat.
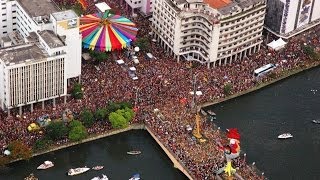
[312,120,320,124]
[67,167,90,176]
[37,161,54,170]
[91,174,109,180]
[129,173,140,180]
[278,133,293,139]
[127,151,141,155]
[92,166,104,170]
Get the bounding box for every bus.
[253,63,276,77]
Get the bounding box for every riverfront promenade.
[1,1,320,179]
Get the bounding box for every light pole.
[191,72,198,113]
[134,87,139,107]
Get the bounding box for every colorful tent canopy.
[80,11,138,52]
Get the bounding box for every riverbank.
[7,61,319,180]
[201,61,320,108]
[8,123,195,180]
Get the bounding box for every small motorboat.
[37,160,54,170]
[91,174,109,180]
[278,133,293,139]
[129,173,140,180]
[67,167,90,176]
[92,166,104,170]
[127,151,141,155]
[312,119,320,124]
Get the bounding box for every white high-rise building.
[151,0,266,67]
[0,0,82,115]
[265,0,320,39]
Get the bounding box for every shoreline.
[9,123,196,179]
[6,62,320,179]
[201,61,320,108]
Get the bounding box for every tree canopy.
[134,38,150,51]
[68,120,88,142]
[45,121,68,140]
[108,107,135,129]
[80,108,95,127]
[71,83,83,99]
[95,107,108,121]
[7,140,32,160]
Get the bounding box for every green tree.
[109,112,129,129]
[33,138,53,151]
[72,3,84,16]
[80,108,95,127]
[45,121,68,140]
[71,83,83,99]
[134,38,150,51]
[68,123,88,142]
[115,107,134,122]
[89,50,109,63]
[7,140,32,160]
[69,120,83,129]
[223,83,233,96]
[303,45,320,61]
[95,107,108,121]
[107,101,133,114]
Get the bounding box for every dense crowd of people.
[1,0,320,179]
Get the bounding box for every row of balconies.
[180,40,209,51]
[218,33,262,53]
[220,3,266,25]
[181,19,212,32]
[181,14,213,29]
[217,38,263,59]
[220,16,264,39]
[180,22,212,34]
[219,21,264,47]
[179,48,209,60]
[181,28,211,39]
[220,11,265,32]
[181,34,210,46]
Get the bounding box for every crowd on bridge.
[1,0,320,179]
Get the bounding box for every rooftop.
[204,0,232,9]
[38,30,64,48]
[51,10,78,21]
[0,44,47,65]
[95,2,111,12]
[17,0,59,17]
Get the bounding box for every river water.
[0,130,187,180]
[211,67,320,180]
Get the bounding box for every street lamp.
[190,72,207,143]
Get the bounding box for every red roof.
[204,0,231,9]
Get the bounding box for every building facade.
[123,0,154,16]
[151,0,266,67]
[0,0,82,115]
[265,0,320,39]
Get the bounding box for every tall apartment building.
[122,0,154,16]
[151,0,266,67]
[0,0,82,115]
[265,0,320,39]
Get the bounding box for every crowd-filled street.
[1,0,320,179]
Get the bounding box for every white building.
[122,0,154,16]
[265,0,320,39]
[0,0,82,115]
[151,0,266,67]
